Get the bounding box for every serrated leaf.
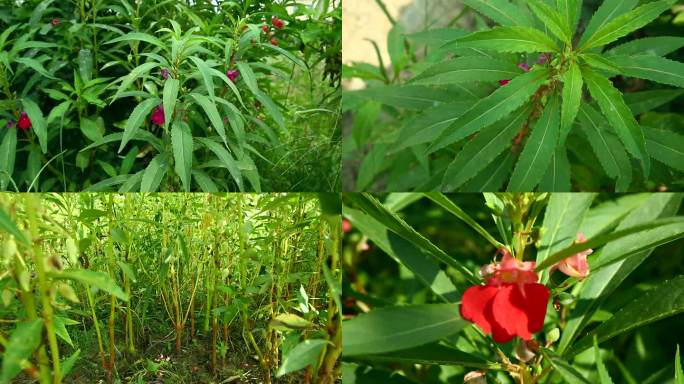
[560,61,583,145]
[118,97,160,153]
[580,0,637,49]
[607,36,684,57]
[582,67,649,176]
[442,105,530,191]
[235,62,258,95]
[411,56,523,85]
[22,98,47,153]
[461,152,514,192]
[429,68,550,153]
[111,62,160,102]
[15,57,57,80]
[557,0,581,36]
[0,129,17,190]
[580,53,623,73]
[188,56,215,99]
[350,85,452,110]
[140,153,167,192]
[595,337,615,384]
[104,32,165,48]
[579,0,673,51]
[195,137,243,191]
[171,122,193,192]
[569,276,684,357]
[460,0,533,27]
[644,127,684,172]
[162,78,179,129]
[624,89,684,115]
[392,101,476,151]
[456,27,559,53]
[342,304,466,357]
[508,94,560,191]
[406,28,469,47]
[610,55,684,88]
[527,0,572,43]
[189,93,227,147]
[539,147,571,192]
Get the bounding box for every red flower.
[226,69,240,82]
[272,17,284,30]
[270,37,278,46]
[17,112,32,130]
[150,106,165,126]
[498,79,510,86]
[51,18,60,26]
[460,249,549,343]
[6,120,14,129]
[262,25,270,33]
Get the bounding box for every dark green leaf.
[118,97,160,153]
[611,55,684,88]
[0,318,44,384]
[171,122,193,192]
[456,27,559,53]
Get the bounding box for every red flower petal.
[491,283,549,341]
[460,285,499,334]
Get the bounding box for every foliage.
[0,0,341,192]
[342,0,684,192]
[0,193,341,383]
[342,192,684,383]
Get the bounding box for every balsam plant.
[343,0,684,192]
[0,193,341,383]
[341,192,684,383]
[0,0,341,192]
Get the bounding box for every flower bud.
[464,371,487,384]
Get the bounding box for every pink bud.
[556,233,592,278]
[161,68,169,80]
[342,219,352,233]
[518,63,531,72]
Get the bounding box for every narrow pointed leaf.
[140,153,168,192]
[624,89,684,115]
[607,36,684,57]
[411,56,523,85]
[528,0,571,43]
[644,128,684,172]
[0,128,17,190]
[456,27,559,53]
[539,147,571,192]
[195,137,243,191]
[676,345,684,384]
[354,342,495,369]
[171,122,193,192]
[54,269,129,301]
[459,0,533,27]
[22,98,47,153]
[162,78,179,129]
[560,61,583,145]
[557,0,582,35]
[0,318,44,384]
[610,55,684,88]
[118,97,160,153]
[104,32,165,48]
[579,0,638,48]
[351,85,453,110]
[189,93,227,147]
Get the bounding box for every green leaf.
[595,337,615,384]
[189,93,227,147]
[411,56,523,85]
[508,94,560,191]
[392,101,476,152]
[350,85,453,110]
[579,0,674,51]
[54,269,129,301]
[0,318,44,384]
[580,53,623,73]
[388,24,408,74]
[580,0,638,50]
[624,89,684,115]
[610,55,684,88]
[539,147,572,191]
[104,32,165,48]
[162,78,179,129]
[429,68,550,153]
[53,315,74,347]
[188,56,216,99]
[406,28,469,47]
[118,97,160,153]
[351,342,495,369]
[343,206,459,302]
[557,0,582,36]
[0,208,27,246]
[461,152,514,192]
[195,137,243,191]
[583,67,649,176]
[276,339,329,377]
[80,117,103,143]
[15,57,58,80]
[441,106,530,191]
[426,193,504,248]
[607,36,684,57]
[22,98,47,153]
[343,193,477,284]
[542,349,591,384]
[569,276,684,357]
[677,345,684,384]
[235,62,259,95]
[459,0,533,27]
[536,193,595,284]
[645,127,684,172]
[171,122,193,192]
[527,0,572,43]
[259,43,308,71]
[556,194,683,354]
[342,304,466,356]
[60,349,81,381]
[140,153,168,192]
[0,128,17,190]
[255,91,286,131]
[111,62,161,102]
[456,27,559,53]
[116,260,137,283]
[578,107,632,192]
[560,61,583,145]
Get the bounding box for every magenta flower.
[18,112,32,130]
[227,69,240,82]
[161,68,169,80]
[151,106,165,126]
[6,120,14,129]
[537,53,552,65]
[499,79,510,86]
[518,63,531,72]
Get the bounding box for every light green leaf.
[388,24,408,74]
[610,55,684,88]
[189,93,227,147]
[676,345,684,384]
[195,137,243,191]
[140,153,168,192]
[542,349,591,384]
[350,85,453,110]
[579,0,674,51]
[15,57,57,80]
[583,67,649,176]
[607,36,684,57]
[595,337,615,384]
[411,56,523,85]
[116,260,137,282]
[569,276,684,357]
[342,304,466,356]
[0,128,17,190]
[104,32,165,48]
[580,0,637,49]
[343,206,459,302]
[429,68,550,153]
[456,27,559,53]
[54,269,129,301]
[188,56,215,98]
[235,62,258,95]
[118,97,160,153]
[0,318,44,384]
[536,193,595,284]
[22,98,47,153]
[459,0,533,27]
[645,127,684,172]
[162,78,179,129]
[527,0,572,43]
[60,349,81,381]
[111,62,161,102]
[171,122,193,192]
[259,43,308,71]
[392,101,476,151]
[53,315,74,347]
[560,61,583,145]
[557,0,582,36]
[276,339,328,377]
[255,91,286,131]
[508,94,560,191]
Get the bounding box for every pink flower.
[272,17,284,30]
[518,63,530,72]
[537,53,552,65]
[6,120,14,129]
[342,219,352,233]
[18,112,31,130]
[227,69,240,82]
[51,19,60,26]
[150,106,165,126]
[498,79,510,86]
[555,233,592,278]
[460,249,550,343]
[161,68,169,80]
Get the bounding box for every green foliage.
[343,0,684,191]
